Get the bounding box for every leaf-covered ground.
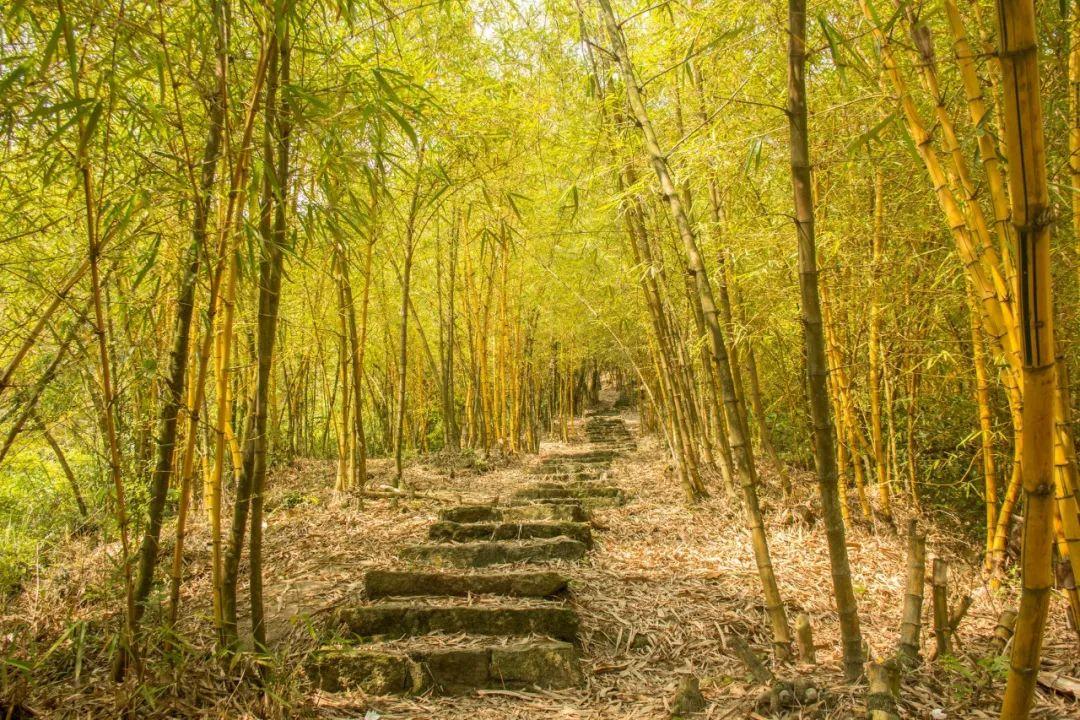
[3,411,1077,718]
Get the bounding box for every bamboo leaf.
[38,18,63,78]
[78,99,103,155]
[817,15,847,82]
[384,103,417,147]
[130,233,161,292]
[846,111,896,155]
[0,63,28,98]
[742,137,763,176]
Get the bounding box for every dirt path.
[273,409,1076,719]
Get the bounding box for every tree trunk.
[249,18,291,650]
[216,25,278,651]
[786,0,863,681]
[130,0,227,644]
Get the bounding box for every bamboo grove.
[0,0,1078,717]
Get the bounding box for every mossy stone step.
[428,520,592,547]
[503,498,596,515]
[529,480,613,491]
[529,467,605,481]
[513,484,626,503]
[306,640,581,694]
[538,451,617,465]
[400,536,588,568]
[438,503,589,524]
[364,569,569,598]
[508,496,619,510]
[306,646,422,694]
[336,602,579,641]
[438,504,502,523]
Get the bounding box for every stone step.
[538,450,617,464]
[336,602,579,641]
[364,569,569,598]
[529,480,614,492]
[513,483,626,503]
[306,639,582,694]
[529,466,605,480]
[439,503,589,524]
[438,504,503,523]
[508,496,619,509]
[535,464,610,476]
[428,520,592,547]
[400,536,588,568]
[586,436,632,445]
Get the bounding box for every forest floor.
[3,410,1079,719]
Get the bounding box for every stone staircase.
[306,411,634,696]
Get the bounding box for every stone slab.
[400,537,587,568]
[364,569,569,598]
[337,603,579,641]
[428,520,592,547]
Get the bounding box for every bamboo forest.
[1,0,1079,717]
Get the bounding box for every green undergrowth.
[0,446,100,596]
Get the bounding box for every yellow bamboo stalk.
[826,345,852,525]
[1051,356,1080,596]
[1051,508,1080,639]
[821,283,872,518]
[869,169,890,519]
[991,402,1023,587]
[207,243,237,634]
[1070,2,1080,265]
[969,283,998,568]
[858,0,1019,379]
[994,2,1057,716]
[168,336,202,625]
[942,0,1014,256]
[905,5,1013,311]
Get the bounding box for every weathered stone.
[428,520,592,547]
[507,496,618,510]
[513,484,625,502]
[308,641,583,695]
[400,537,587,567]
[411,647,490,692]
[305,645,422,694]
[364,569,569,598]
[533,470,606,483]
[337,603,580,641]
[438,503,590,523]
[501,503,589,523]
[438,505,501,523]
[529,480,609,492]
[539,450,617,464]
[490,640,582,688]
